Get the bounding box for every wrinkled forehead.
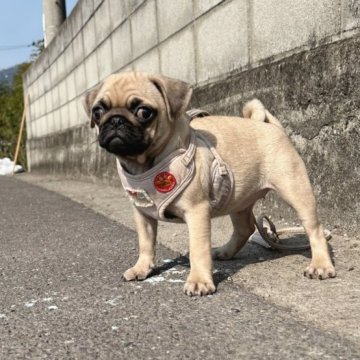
[97,73,163,108]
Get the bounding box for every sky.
[0,0,77,71]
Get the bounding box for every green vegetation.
[0,63,31,168]
[0,40,43,169]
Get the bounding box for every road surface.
[0,176,359,359]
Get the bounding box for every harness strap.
[185,108,228,176]
[195,132,229,176]
[181,132,196,167]
[186,109,210,119]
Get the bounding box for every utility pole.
[42,0,66,47]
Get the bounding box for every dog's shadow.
[215,238,335,285]
[152,235,335,287]
[212,241,310,286]
[151,254,190,276]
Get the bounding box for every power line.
[0,44,32,51]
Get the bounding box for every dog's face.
[83,72,192,159]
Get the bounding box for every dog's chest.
[117,132,234,222]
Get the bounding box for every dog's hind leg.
[212,207,255,260]
[270,150,336,279]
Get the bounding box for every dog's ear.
[83,82,103,128]
[150,74,192,121]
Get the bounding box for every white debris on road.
[143,275,166,283]
[24,300,37,308]
[0,157,23,175]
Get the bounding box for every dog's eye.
[92,106,105,123]
[92,106,105,124]
[136,106,154,123]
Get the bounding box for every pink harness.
[117,111,234,222]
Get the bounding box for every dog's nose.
[110,116,126,127]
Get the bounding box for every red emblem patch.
[154,172,177,193]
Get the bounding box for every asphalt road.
[1,176,359,359]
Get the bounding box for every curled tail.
[242,99,283,128]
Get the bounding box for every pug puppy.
[84,72,335,296]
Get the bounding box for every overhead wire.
[0,44,33,51]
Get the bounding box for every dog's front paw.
[183,274,216,296]
[304,259,336,280]
[123,264,153,281]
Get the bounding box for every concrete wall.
[23,0,360,233]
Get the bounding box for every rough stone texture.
[72,32,85,68]
[194,0,224,17]
[157,0,193,41]
[60,104,70,131]
[130,0,157,58]
[159,28,196,83]
[96,39,113,80]
[53,108,61,133]
[51,86,60,114]
[58,79,68,106]
[45,92,52,115]
[82,17,97,58]
[49,62,58,89]
[64,45,74,74]
[59,17,74,52]
[68,0,83,36]
[93,0,104,11]
[38,96,46,119]
[74,63,87,96]
[56,54,66,84]
[68,99,79,127]
[195,0,248,83]
[80,0,94,24]
[66,71,77,101]
[84,52,99,89]
[251,0,341,63]
[108,0,127,31]
[111,21,132,72]
[47,112,55,134]
[191,35,360,235]
[43,70,51,94]
[94,0,112,44]
[342,0,360,31]
[132,48,160,74]
[125,0,145,15]
[27,126,116,180]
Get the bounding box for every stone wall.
[23,0,360,233]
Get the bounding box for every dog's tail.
[242,99,283,128]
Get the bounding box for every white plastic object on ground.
[0,157,23,175]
